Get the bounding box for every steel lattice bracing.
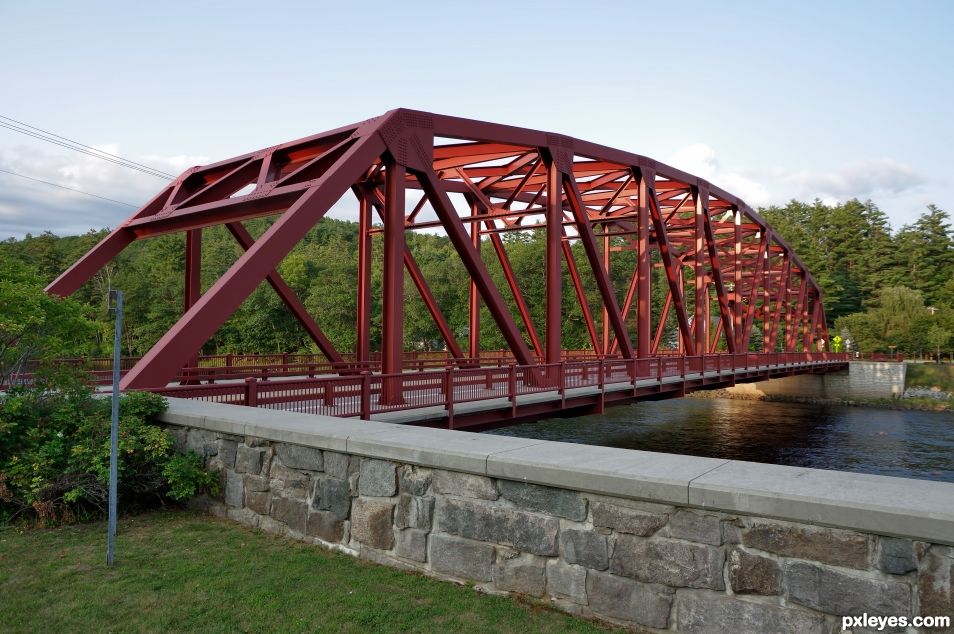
[46,109,830,390]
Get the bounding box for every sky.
[1,0,952,239]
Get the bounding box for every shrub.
[0,381,219,526]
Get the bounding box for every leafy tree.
[835,286,932,354]
[1,199,951,362]
[927,324,952,361]
[895,205,954,306]
[0,255,93,386]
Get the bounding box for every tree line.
[760,200,953,357]
[1,198,951,365]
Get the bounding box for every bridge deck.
[151,353,848,430]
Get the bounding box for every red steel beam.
[362,185,467,365]
[225,221,344,365]
[45,179,179,296]
[601,231,611,354]
[693,187,707,354]
[120,131,386,389]
[699,188,736,353]
[184,228,202,311]
[403,248,468,364]
[607,260,640,356]
[563,176,634,359]
[469,201,481,359]
[461,190,544,356]
[381,159,406,402]
[416,167,536,366]
[355,193,372,364]
[740,232,769,351]
[484,220,544,356]
[733,209,743,350]
[768,255,792,352]
[646,172,694,354]
[180,228,203,382]
[545,157,563,364]
[653,290,673,353]
[636,170,652,357]
[562,238,601,353]
[45,108,833,389]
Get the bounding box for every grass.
[0,509,615,634]
[906,363,954,392]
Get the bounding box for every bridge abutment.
[159,398,952,631]
[723,361,906,401]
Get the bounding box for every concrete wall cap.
[158,398,954,544]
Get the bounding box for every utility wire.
[0,121,172,180]
[0,115,175,180]
[0,114,176,177]
[0,167,139,208]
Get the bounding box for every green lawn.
[0,510,614,633]
[906,362,954,392]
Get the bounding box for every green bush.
[0,381,219,526]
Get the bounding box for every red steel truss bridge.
[46,109,847,428]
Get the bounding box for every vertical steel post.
[382,160,406,403]
[360,371,370,420]
[704,283,712,351]
[184,229,202,309]
[545,157,563,367]
[598,359,605,413]
[693,188,706,355]
[762,254,773,352]
[182,229,202,382]
[357,195,372,366]
[469,201,481,360]
[636,172,651,358]
[602,231,611,354]
[733,209,743,350]
[509,364,517,418]
[677,274,685,353]
[444,366,454,429]
[106,289,123,567]
[244,376,257,407]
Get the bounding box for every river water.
[488,398,954,483]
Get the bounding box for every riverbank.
[687,388,953,412]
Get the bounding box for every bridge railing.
[4,349,628,389]
[145,352,849,424]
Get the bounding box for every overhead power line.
[0,167,139,208]
[0,114,176,180]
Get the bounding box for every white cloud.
[0,143,208,238]
[667,143,771,207]
[781,158,925,200]
[665,145,928,224]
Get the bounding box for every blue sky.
[1,0,951,238]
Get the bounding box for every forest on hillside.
[1,199,952,362]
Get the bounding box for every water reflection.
[488,398,954,483]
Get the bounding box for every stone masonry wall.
[171,425,953,633]
[727,361,906,401]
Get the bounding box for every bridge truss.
[47,109,829,392]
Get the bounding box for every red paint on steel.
[44,109,831,390]
[545,155,563,365]
[225,222,343,365]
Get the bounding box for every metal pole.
[107,289,123,567]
